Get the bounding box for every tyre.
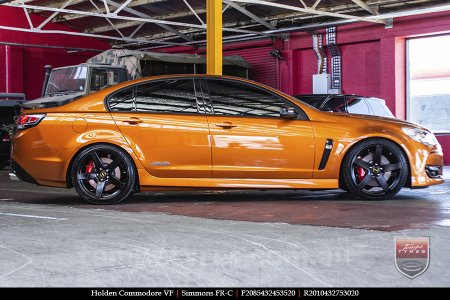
[71,144,136,204]
[338,177,349,192]
[0,160,6,170]
[341,138,408,200]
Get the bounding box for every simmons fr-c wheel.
[342,138,408,200]
[71,145,136,204]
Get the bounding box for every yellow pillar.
[206,0,222,75]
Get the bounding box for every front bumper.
[410,148,445,187]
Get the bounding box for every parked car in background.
[0,128,11,169]
[0,93,25,169]
[294,94,395,118]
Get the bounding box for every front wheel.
[71,145,136,204]
[341,139,408,200]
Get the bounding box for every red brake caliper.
[356,166,366,181]
[85,161,95,177]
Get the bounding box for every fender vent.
[318,139,334,170]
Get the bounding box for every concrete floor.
[0,167,449,287]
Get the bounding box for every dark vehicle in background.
[0,128,10,169]
[0,93,25,169]
[294,94,395,118]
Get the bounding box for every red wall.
[0,6,109,99]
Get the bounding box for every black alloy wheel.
[342,138,408,200]
[72,145,136,204]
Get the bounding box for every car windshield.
[46,66,87,95]
[293,95,328,109]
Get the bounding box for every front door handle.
[215,121,237,129]
[124,117,143,125]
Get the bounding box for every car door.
[108,78,212,178]
[202,78,315,179]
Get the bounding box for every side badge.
[150,161,171,167]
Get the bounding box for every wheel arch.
[339,137,412,188]
[65,142,140,192]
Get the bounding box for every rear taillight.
[1,132,9,142]
[16,114,46,130]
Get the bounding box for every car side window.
[108,87,135,112]
[322,97,346,112]
[346,97,371,115]
[206,79,297,118]
[135,79,198,114]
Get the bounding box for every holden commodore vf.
[10,75,444,204]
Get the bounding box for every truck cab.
[26,63,128,108]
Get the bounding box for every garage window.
[407,35,450,133]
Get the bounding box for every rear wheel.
[71,145,136,204]
[342,139,408,200]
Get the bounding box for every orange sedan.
[10,75,444,204]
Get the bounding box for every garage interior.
[1,0,450,287]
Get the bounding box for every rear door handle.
[124,117,143,125]
[215,121,237,129]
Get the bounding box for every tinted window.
[206,79,292,117]
[322,97,346,112]
[346,97,370,115]
[365,98,394,117]
[109,87,135,112]
[135,79,198,114]
[294,95,328,108]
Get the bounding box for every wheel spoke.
[90,152,104,169]
[354,158,371,170]
[376,176,390,192]
[78,173,97,180]
[384,163,401,172]
[357,175,372,190]
[95,181,106,199]
[108,176,126,190]
[373,145,383,164]
[106,157,121,171]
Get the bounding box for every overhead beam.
[37,0,74,29]
[230,0,386,24]
[53,0,170,22]
[106,0,194,42]
[115,0,400,43]
[351,0,378,15]
[0,25,181,46]
[5,2,274,37]
[206,0,222,75]
[223,0,276,30]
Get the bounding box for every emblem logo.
[395,237,429,279]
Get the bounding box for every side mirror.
[280,106,298,119]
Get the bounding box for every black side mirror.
[280,106,298,119]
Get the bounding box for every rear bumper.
[10,160,37,184]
